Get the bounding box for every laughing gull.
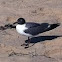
[14,18,60,48]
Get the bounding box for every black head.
[17,18,26,24]
[13,18,26,25]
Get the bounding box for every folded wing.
[24,23,49,35]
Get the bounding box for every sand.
[0,0,62,62]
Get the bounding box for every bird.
[13,18,60,48]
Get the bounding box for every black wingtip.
[46,23,60,31]
[51,23,60,28]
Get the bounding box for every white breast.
[16,24,32,37]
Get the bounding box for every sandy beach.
[0,0,62,62]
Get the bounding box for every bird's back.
[25,22,40,28]
[24,23,49,35]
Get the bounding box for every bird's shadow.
[25,35,61,43]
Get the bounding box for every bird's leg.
[25,37,30,48]
[21,37,30,47]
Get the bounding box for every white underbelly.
[16,24,32,37]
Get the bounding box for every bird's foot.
[21,43,29,49]
[21,43,28,46]
[25,46,29,49]
[25,44,29,49]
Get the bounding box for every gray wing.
[25,22,40,28]
[24,23,49,35]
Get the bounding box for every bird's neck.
[16,24,26,29]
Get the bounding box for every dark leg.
[25,37,30,48]
[21,37,30,47]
